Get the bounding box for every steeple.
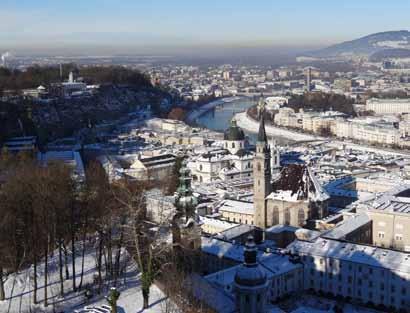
[173,159,201,250]
[254,116,272,228]
[175,160,198,221]
[257,117,267,143]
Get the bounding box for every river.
[195,97,294,144]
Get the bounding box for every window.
[378,231,385,239]
[199,164,203,171]
[232,142,235,148]
[272,206,279,225]
[257,162,261,172]
[297,208,305,226]
[284,208,291,225]
[395,234,403,241]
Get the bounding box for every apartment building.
[366,98,410,115]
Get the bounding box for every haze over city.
[2,0,410,55]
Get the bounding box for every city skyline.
[1,0,410,54]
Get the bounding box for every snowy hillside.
[0,245,169,313]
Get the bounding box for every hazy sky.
[1,0,410,54]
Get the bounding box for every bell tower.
[270,139,280,176]
[253,117,272,228]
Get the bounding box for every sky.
[1,0,410,55]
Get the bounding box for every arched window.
[257,162,261,172]
[199,164,203,171]
[284,208,291,225]
[272,206,279,225]
[298,208,305,226]
[232,142,235,148]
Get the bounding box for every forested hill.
[0,65,172,145]
[0,64,153,91]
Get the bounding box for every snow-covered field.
[0,246,168,313]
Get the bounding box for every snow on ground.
[0,244,168,313]
[235,111,410,157]
[235,112,317,142]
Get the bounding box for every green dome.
[224,118,245,141]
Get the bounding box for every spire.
[175,159,198,220]
[257,117,267,143]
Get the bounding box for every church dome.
[234,236,267,287]
[224,118,245,141]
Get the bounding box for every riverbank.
[185,96,242,124]
[234,112,322,142]
[235,111,410,157]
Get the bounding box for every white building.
[366,98,410,115]
[192,119,254,183]
[289,237,410,311]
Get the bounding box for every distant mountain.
[305,30,410,59]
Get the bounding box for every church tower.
[253,117,272,228]
[270,139,280,176]
[234,236,269,313]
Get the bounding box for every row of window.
[227,216,254,225]
[378,231,403,241]
[309,281,407,306]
